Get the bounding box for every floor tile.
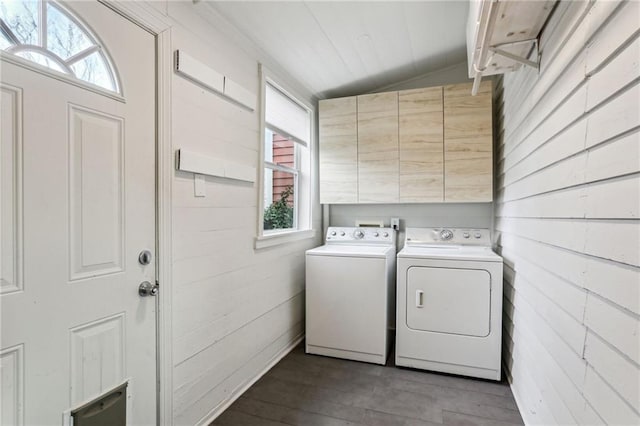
[210,342,524,426]
[442,411,524,426]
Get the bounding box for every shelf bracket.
[488,38,540,70]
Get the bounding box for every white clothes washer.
[306,227,396,365]
[396,228,503,380]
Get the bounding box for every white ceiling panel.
[207,1,469,98]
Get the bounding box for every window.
[0,0,120,93]
[259,69,313,242]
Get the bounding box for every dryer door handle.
[415,290,424,308]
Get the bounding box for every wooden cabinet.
[399,87,444,202]
[318,82,493,204]
[357,92,399,203]
[444,81,493,202]
[318,96,358,203]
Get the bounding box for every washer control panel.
[405,228,491,246]
[326,227,395,244]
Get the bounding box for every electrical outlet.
[391,217,400,231]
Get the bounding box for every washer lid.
[398,246,502,262]
[306,244,395,258]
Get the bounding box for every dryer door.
[406,266,491,337]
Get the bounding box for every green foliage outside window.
[264,185,294,230]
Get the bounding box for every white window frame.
[256,65,316,249]
[263,127,299,231]
[0,0,122,96]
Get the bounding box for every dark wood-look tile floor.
[211,342,523,426]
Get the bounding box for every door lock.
[138,281,158,297]
[138,250,152,265]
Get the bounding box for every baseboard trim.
[196,333,304,426]
[509,378,532,426]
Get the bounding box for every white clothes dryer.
[306,227,396,365]
[396,228,503,380]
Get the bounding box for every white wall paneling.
[160,1,322,424]
[224,77,257,111]
[174,294,304,425]
[495,1,640,424]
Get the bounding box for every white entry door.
[0,1,157,425]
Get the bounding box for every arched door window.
[0,0,121,93]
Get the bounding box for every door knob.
[138,281,158,297]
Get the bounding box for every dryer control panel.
[405,228,491,246]
[326,227,396,244]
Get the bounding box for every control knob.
[354,229,364,239]
[373,232,379,237]
[340,231,345,236]
[383,232,389,238]
[330,231,336,236]
[440,229,454,241]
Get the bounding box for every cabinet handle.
[416,290,424,308]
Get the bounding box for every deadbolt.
[138,250,152,266]
[138,281,158,297]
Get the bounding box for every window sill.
[255,229,317,249]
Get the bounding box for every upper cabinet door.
[444,81,493,202]
[399,87,444,202]
[357,92,399,203]
[319,97,358,203]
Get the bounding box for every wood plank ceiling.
[206,1,469,99]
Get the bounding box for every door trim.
[97,2,173,425]
[155,28,174,426]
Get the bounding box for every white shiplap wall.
[495,1,639,424]
[159,2,321,425]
